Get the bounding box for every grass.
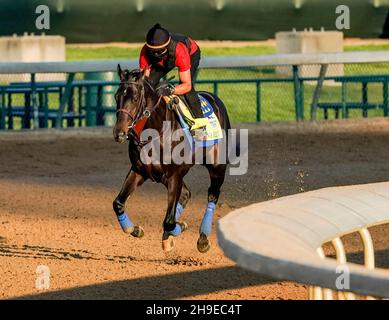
[66,45,276,61]
[66,44,389,61]
[67,47,141,61]
[345,44,389,52]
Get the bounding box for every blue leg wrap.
[165,203,185,237]
[175,202,184,221]
[117,212,134,233]
[199,202,216,236]
[169,223,183,237]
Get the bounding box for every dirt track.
[1,118,389,300]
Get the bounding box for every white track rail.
[217,181,389,299]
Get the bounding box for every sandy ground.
[1,118,389,300]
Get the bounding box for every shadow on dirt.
[15,266,276,300]
[0,239,214,265]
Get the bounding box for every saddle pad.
[173,94,223,147]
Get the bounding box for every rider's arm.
[173,43,193,95]
[174,70,192,95]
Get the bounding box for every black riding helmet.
[146,23,170,60]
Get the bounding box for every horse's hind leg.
[197,164,226,253]
[113,169,146,238]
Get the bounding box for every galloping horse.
[112,66,231,253]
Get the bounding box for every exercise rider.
[139,23,208,131]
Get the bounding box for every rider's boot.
[185,91,207,131]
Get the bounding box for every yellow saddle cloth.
[171,94,223,143]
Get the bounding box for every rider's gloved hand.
[156,83,175,97]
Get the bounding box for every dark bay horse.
[112,66,231,253]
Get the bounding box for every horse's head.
[113,65,146,143]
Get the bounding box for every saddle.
[169,94,223,146]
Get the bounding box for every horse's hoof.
[130,226,144,238]
[197,233,211,253]
[162,234,175,252]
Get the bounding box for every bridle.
[116,79,162,144]
[116,81,145,127]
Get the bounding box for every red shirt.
[139,38,198,72]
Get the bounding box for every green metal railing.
[193,76,304,122]
[1,69,389,130]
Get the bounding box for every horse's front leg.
[174,181,191,224]
[162,174,186,252]
[113,169,146,238]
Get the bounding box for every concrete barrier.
[276,30,343,83]
[0,34,65,82]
